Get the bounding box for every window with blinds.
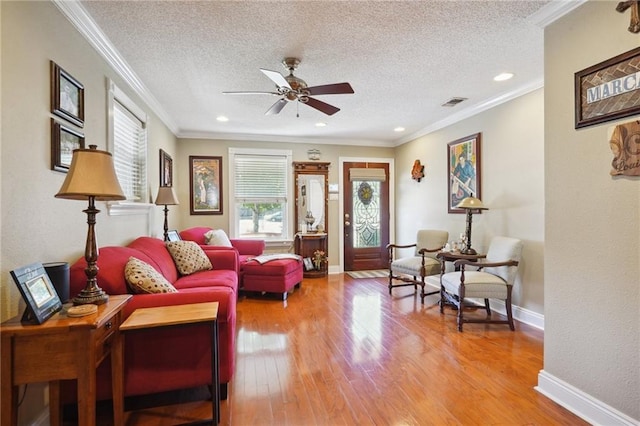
[229,149,292,240]
[113,100,147,201]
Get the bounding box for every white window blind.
[234,154,287,202]
[113,99,147,201]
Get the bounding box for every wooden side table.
[295,232,328,278]
[119,302,220,424]
[0,294,131,426]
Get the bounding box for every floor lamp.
[456,196,488,255]
[155,186,179,241]
[55,145,125,305]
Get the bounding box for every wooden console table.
[0,294,131,426]
[119,302,220,424]
[295,232,328,278]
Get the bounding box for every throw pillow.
[165,240,213,275]
[204,229,232,247]
[124,257,177,294]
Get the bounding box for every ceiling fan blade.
[260,68,292,90]
[303,97,340,116]
[306,82,354,96]
[223,91,280,96]
[265,99,288,115]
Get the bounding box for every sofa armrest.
[230,239,265,256]
[201,247,239,275]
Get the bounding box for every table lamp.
[55,145,125,305]
[155,186,179,241]
[456,196,488,255]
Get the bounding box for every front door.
[343,161,390,271]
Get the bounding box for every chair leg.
[506,286,515,331]
[484,298,491,316]
[457,300,464,332]
[388,271,393,295]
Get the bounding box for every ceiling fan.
[223,57,354,116]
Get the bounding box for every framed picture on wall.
[189,156,223,215]
[447,132,482,213]
[51,61,84,128]
[51,119,85,173]
[159,149,173,187]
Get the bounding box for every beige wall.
[175,138,394,266]
[542,0,639,421]
[1,1,177,323]
[394,89,545,314]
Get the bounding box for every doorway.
[342,161,391,271]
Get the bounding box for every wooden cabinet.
[294,161,330,278]
[295,232,328,278]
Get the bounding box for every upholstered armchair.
[387,229,449,303]
[440,236,523,331]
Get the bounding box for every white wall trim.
[536,370,640,426]
[52,0,178,135]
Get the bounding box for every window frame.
[106,80,153,216]
[228,147,293,242]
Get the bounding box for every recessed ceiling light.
[494,73,514,82]
[315,122,327,127]
[394,127,405,132]
[216,115,229,122]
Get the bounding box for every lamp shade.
[155,186,179,205]
[55,145,125,201]
[456,196,488,210]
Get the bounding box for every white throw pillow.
[204,229,232,247]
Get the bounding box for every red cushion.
[69,247,158,296]
[127,236,179,283]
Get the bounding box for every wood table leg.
[49,381,61,426]
[112,327,125,425]
[211,320,220,424]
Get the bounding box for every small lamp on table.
[55,145,125,305]
[155,186,179,241]
[456,196,488,255]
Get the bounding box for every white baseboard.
[536,370,639,426]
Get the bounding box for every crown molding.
[51,0,178,135]
[177,130,394,147]
[395,77,544,146]
[527,0,588,28]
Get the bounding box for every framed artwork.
[189,156,223,215]
[575,46,640,129]
[10,262,63,324]
[51,61,84,127]
[159,149,173,187]
[447,132,482,213]
[51,119,85,173]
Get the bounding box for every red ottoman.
[242,256,303,300]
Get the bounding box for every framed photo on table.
[51,119,85,172]
[51,61,84,128]
[10,262,62,324]
[159,149,173,187]
[447,133,481,213]
[189,156,223,215]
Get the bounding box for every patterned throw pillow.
[204,229,233,247]
[166,240,213,275]
[124,257,177,294]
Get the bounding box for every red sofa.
[180,227,303,300]
[66,236,238,401]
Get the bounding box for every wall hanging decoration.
[189,156,223,215]
[575,47,640,129]
[411,159,425,182]
[51,61,84,127]
[159,149,173,187]
[447,133,482,213]
[609,120,640,176]
[616,1,640,33]
[51,119,84,172]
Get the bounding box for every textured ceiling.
[73,0,569,146]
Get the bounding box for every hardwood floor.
[97,273,587,425]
